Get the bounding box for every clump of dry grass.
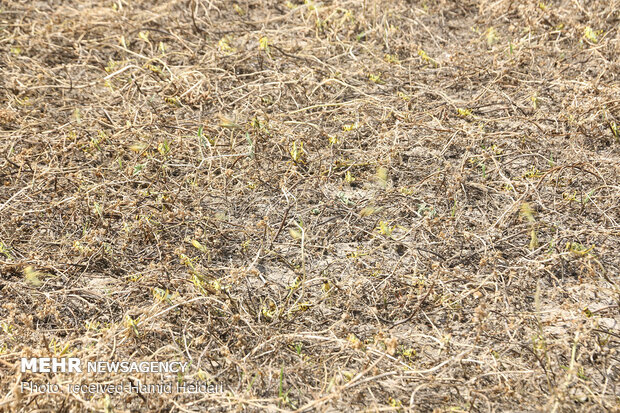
[0,0,619,411]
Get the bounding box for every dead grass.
[1,0,619,411]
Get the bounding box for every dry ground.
[1,0,619,411]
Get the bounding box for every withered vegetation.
[0,0,619,411]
